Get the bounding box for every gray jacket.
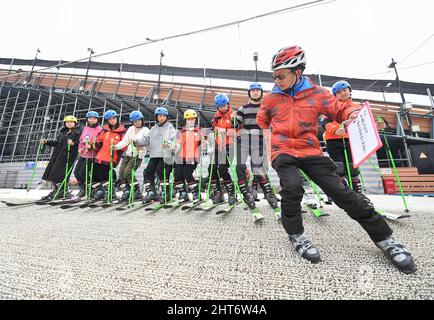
[136,122,176,159]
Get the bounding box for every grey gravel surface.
[0,195,433,300]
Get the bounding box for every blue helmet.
[86,111,99,118]
[332,81,351,95]
[130,110,144,122]
[249,83,263,91]
[103,110,118,120]
[154,106,169,116]
[215,93,229,108]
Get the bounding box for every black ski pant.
[93,163,117,184]
[74,157,95,186]
[208,147,233,192]
[143,157,173,190]
[272,153,392,243]
[174,161,197,185]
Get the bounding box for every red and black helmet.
[271,46,306,71]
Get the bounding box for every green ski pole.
[377,116,409,212]
[64,143,71,198]
[341,127,353,190]
[88,139,95,201]
[129,143,138,206]
[205,131,218,204]
[84,137,89,200]
[27,141,45,192]
[52,164,76,201]
[108,143,114,203]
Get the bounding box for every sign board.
[347,102,383,168]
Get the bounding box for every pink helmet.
[271,46,306,71]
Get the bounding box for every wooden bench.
[382,167,434,194]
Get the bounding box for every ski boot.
[288,232,321,264]
[239,182,256,209]
[158,184,170,204]
[228,192,237,206]
[120,185,130,203]
[93,184,106,201]
[223,180,237,206]
[142,185,158,204]
[376,236,417,274]
[212,190,225,205]
[132,182,142,202]
[40,187,57,201]
[264,192,279,209]
[76,184,86,198]
[252,181,259,201]
[178,191,190,202]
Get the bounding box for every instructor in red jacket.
[257,45,416,274]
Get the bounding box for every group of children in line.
[40,44,417,274]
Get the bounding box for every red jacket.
[257,77,360,161]
[177,126,204,161]
[211,106,237,148]
[322,99,360,141]
[94,124,127,167]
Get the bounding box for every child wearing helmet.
[40,115,82,200]
[234,82,279,210]
[92,110,127,201]
[173,109,205,202]
[208,93,237,206]
[321,81,362,194]
[256,45,416,274]
[73,111,103,198]
[113,110,150,202]
[136,106,177,204]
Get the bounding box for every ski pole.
[108,143,114,203]
[27,141,45,192]
[129,143,138,206]
[340,128,353,190]
[197,135,205,201]
[64,143,71,198]
[205,131,218,204]
[84,136,89,200]
[377,116,409,212]
[299,169,323,208]
[359,169,366,193]
[52,162,76,201]
[163,159,167,205]
[88,139,95,201]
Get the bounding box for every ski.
[48,197,84,207]
[144,203,165,212]
[181,199,205,211]
[193,201,226,212]
[215,201,242,215]
[78,199,104,209]
[117,201,156,212]
[376,210,410,221]
[164,200,191,210]
[305,204,329,218]
[246,206,265,222]
[1,200,49,207]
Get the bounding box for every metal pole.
[12,91,31,158]
[24,92,42,160]
[27,48,41,84]
[83,48,94,91]
[388,58,414,136]
[253,52,258,82]
[427,88,434,139]
[0,91,21,160]
[156,50,164,101]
